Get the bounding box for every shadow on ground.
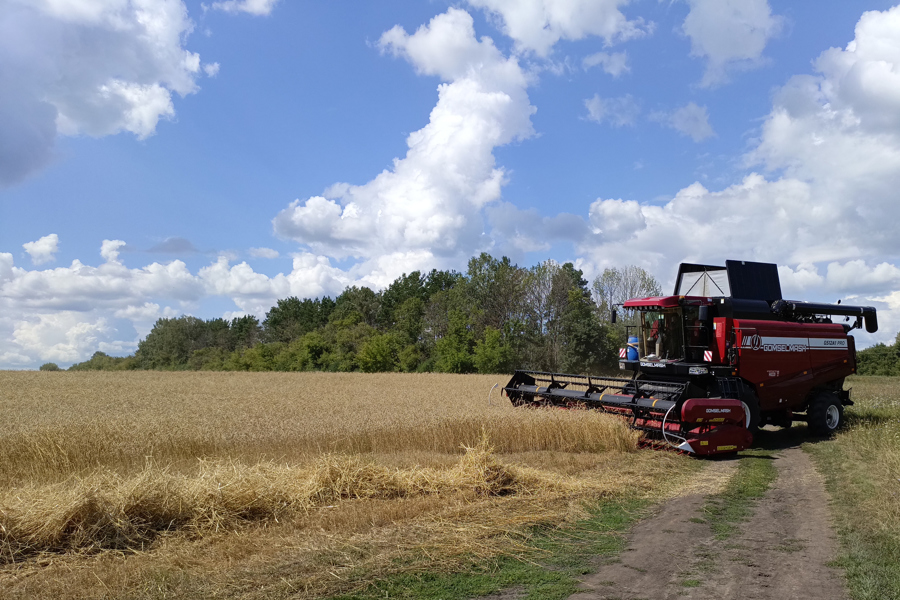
[752,423,833,452]
[700,423,833,462]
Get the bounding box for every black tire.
[808,392,844,436]
[740,393,761,433]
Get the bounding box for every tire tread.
[808,391,843,436]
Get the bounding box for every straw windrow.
[0,435,599,562]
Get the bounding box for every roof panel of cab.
[622,296,715,309]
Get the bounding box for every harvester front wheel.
[740,391,761,432]
[808,392,844,436]
[741,400,761,432]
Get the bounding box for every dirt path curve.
[570,448,847,600]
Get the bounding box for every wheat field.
[0,371,640,486]
[0,371,698,599]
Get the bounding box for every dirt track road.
[570,447,847,600]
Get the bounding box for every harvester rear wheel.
[808,392,844,436]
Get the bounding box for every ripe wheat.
[0,371,699,599]
[0,371,638,487]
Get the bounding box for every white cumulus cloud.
[274,8,536,282]
[22,234,59,265]
[0,0,208,186]
[745,4,900,260]
[100,239,128,264]
[0,242,359,366]
[466,0,651,57]
[568,6,900,345]
[13,312,110,363]
[588,198,647,242]
[203,62,221,77]
[210,0,279,16]
[682,0,784,87]
[114,302,164,322]
[7,4,900,366]
[582,51,629,77]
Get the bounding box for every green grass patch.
[804,375,900,600]
[774,538,806,553]
[701,452,778,540]
[327,497,651,600]
[681,579,701,588]
[807,441,900,600]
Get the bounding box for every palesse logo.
[743,334,763,350]
[741,334,806,353]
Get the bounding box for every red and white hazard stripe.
[619,348,627,358]
[703,350,713,362]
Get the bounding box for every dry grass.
[805,376,900,599]
[823,377,900,533]
[0,371,697,599]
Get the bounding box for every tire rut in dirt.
[570,448,847,600]
[569,459,736,600]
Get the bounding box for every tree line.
[59,254,661,374]
[855,334,900,376]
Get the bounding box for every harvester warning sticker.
[740,335,847,352]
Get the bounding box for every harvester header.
[504,260,876,456]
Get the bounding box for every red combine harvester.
[504,260,878,456]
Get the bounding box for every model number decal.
[809,338,848,349]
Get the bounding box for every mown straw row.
[0,438,586,563]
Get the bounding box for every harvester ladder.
[717,377,743,400]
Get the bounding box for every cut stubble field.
[0,371,700,599]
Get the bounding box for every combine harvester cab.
[505,260,878,456]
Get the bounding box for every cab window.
[638,309,684,360]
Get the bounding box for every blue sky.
[2,0,900,368]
